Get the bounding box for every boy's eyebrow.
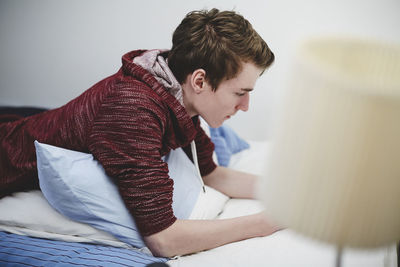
[241,88,253,92]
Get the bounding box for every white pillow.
[166,144,229,220]
[35,141,228,248]
[163,145,202,219]
[0,190,132,248]
[35,141,146,248]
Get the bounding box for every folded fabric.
[189,185,229,220]
[209,124,250,166]
[0,190,133,249]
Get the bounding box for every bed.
[0,107,398,267]
[168,141,398,267]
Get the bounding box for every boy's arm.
[144,166,281,257]
[144,212,280,257]
[202,166,258,199]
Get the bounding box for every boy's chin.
[210,120,224,128]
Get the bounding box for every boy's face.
[198,62,263,128]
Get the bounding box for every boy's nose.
[237,94,249,112]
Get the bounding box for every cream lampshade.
[258,37,400,249]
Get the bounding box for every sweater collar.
[132,49,184,106]
[121,50,197,146]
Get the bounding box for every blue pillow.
[35,141,202,249]
[209,124,250,166]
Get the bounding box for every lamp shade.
[258,37,400,248]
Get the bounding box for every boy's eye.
[236,92,246,96]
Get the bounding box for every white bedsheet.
[168,140,398,267]
[0,190,135,249]
[168,197,397,267]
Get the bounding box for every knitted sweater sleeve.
[87,82,175,236]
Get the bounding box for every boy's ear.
[191,69,207,94]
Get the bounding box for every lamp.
[258,37,400,266]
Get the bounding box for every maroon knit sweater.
[0,50,216,236]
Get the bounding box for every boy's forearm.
[202,166,258,198]
[144,213,279,257]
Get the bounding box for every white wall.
[1,0,399,140]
